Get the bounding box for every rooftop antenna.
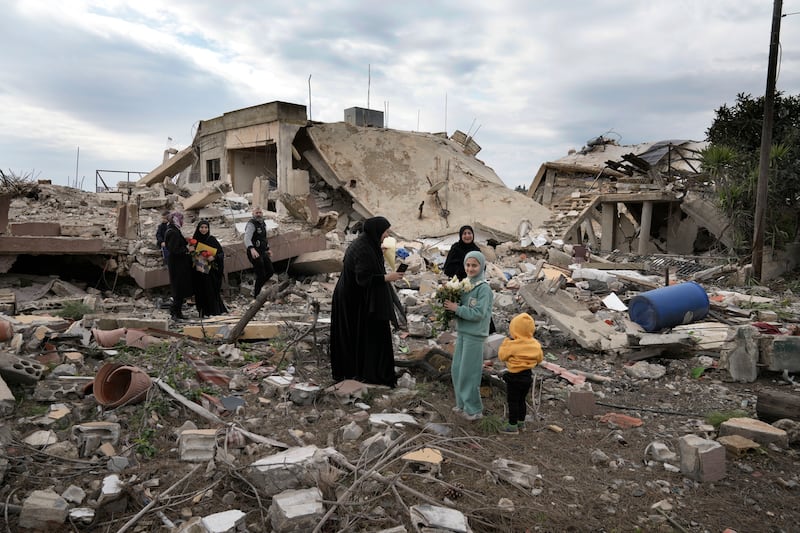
[367,64,371,116]
[308,74,312,121]
[384,100,388,128]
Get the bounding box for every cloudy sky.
[1,1,799,191]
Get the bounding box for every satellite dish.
[426,181,447,194]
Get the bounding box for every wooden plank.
[182,322,281,340]
[756,389,800,422]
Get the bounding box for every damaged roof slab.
[305,122,552,240]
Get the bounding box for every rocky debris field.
[1,254,800,531]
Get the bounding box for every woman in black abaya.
[443,225,481,280]
[191,220,227,318]
[329,216,405,387]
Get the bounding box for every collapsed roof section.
[524,139,730,256]
[302,122,552,240]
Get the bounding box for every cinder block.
[33,376,94,402]
[567,390,596,417]
[289,383,321,406]
[179,429,217,462]
[270,487,324,533]
[71,422,122,457]
[249,445,328,497]
[679,434,725,482]
[0,353,46,385]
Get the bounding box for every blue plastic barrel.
[628,282,709,332]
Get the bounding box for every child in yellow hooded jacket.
[498,312,543,434]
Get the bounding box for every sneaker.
[499,424,519,435]
[462,411,483,421]
[452,406,463,414]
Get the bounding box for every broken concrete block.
[719,417,789,448]
[33,376,93,401]
[264,375,293,398]
[289,382,321,406]
[201,509,246,533]
[764,336,800,373]
[0,290,15,314]
[269,487,324,533]
[679,434,725,482]
[0,374,14,415]
[645,441,677,462]
[369,413,417,429]
[720,326,759,383]
[179,429,218,462]
[61,485,86,505]
[624,361,666,379]
[71,421,122,457]
[290,249,344,275]
[68,507,95,525]
[249,445,332,497]
[406,319,433,338]
[772,419,800,444]
[24,429,58,447]
[182,188,224,211]
[18,490,69,529]
[0,352,46,385]
[567,390,596,417]
[483,333,507,360]
[341,421,363,441]
[360,430,403,462]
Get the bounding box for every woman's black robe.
[329,217,397,387]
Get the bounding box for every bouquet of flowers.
[432,276,473,329]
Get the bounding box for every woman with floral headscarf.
[444,250,494,420]
[164,211,193,320]
[330,216,405,387]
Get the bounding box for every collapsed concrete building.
[2,101,798,292]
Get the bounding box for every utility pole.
[752,0,783,281]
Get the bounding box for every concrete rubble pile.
[1,115,799,529]
[1,184,799,529]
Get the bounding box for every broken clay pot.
[93,362,152,408]
[92,328,127,348]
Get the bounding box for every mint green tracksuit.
[451,280,493,416]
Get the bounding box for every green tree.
[703,92,800,251]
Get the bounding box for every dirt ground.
[2,283,800,532]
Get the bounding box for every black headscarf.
[193,220,213,244]
[443,225,481,279]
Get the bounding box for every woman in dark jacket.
[191,220,227,318]
[164,211,193,320]
[329,216,405,387]
[443,225,481,280]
